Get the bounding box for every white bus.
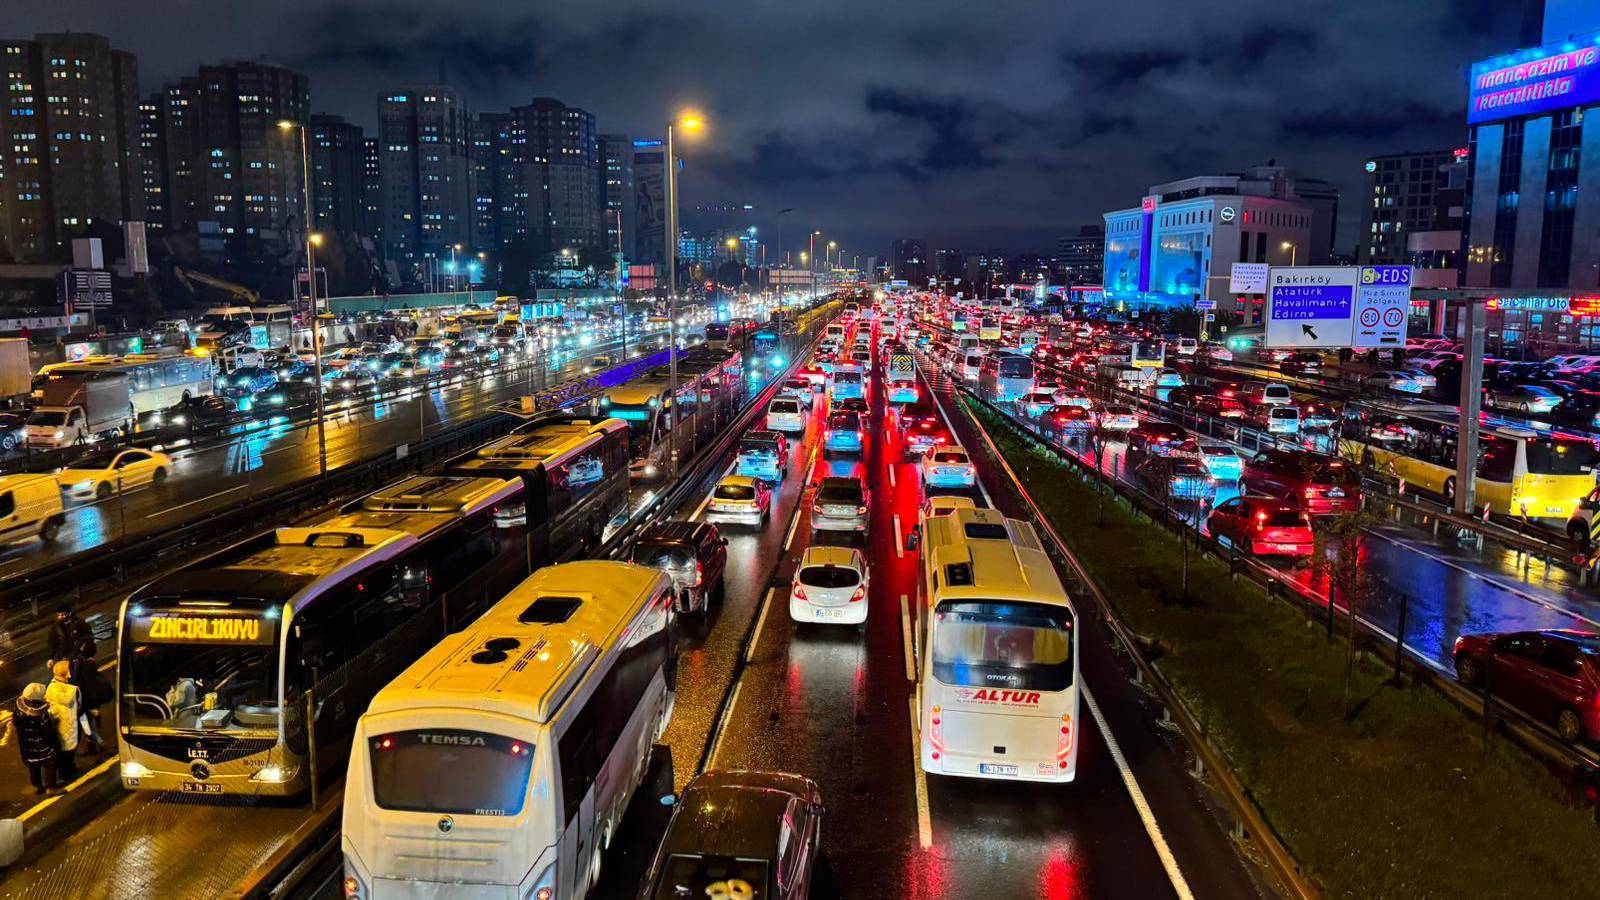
[342,560,676,900]
[915,507,1079,783]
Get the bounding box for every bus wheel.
[1569,521,1590,545]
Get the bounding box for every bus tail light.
[929,705,944,760]
[1057,715,1073,768]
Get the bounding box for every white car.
[921,446,977,489]
[708,475,771,526]
[57,448,173,499]
[789,546,869,630]
[765,397,806,433]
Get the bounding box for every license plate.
[181,782,222,794]
[1327,488,1345,498]
[979,763,1018,776]
[815,608,844,619]
[1267,542,1301,552]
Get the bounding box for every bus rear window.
[833,372,862,385]
[1527,439,1600,476]
[370,729,533,816]
[931,601,1074,692]
[997,358,1033,378]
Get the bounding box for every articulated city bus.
[915,507,1079,783]
[342,560,676,900]
[116,475,528,796]
[1338,400,1600,520]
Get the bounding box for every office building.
[1103,169,1316,314]
[1054,226,1105,285]
[472,112,518,256]
[932,247,963,279]
[377,86,474,277]
[598,133,633,260]
[190,62,308,244]
[0,32,142,262]
[511,98,600,254]
[1463,27,1600,289]
[893,238,928,284]
[633,139,666,266]
[1359,149,1461,266]
[309,114,363,236]
[1406,157,1467,289]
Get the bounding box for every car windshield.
[1259,509,1311,527]
[931,600,1074,692]
[930,450,967,463]
[28,410,68,426]
[652,855,772,900]
[716,483,756,501]
[834,371,862,385]
[119,607,279,732]
[827,413,860,430]
[799,565,861,589]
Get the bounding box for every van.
[1260,383,1293,405]
[1265,405,1300,435]
[214,344,263,374]
[1176,337,1199,356]
[0,474,65,544]
[961,351,983,381]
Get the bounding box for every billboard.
[1265,267,1360,348]
[1468,33,1600,124]
[633,148,666,266]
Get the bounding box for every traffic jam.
[909,293,1600,750]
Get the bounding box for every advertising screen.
[1468,34,1600,125]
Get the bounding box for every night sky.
[17,1,1529,259]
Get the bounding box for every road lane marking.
[18,755,118,822]
[690,461,736,522]
[893,514,904,559]
[926,373,993,507]
[783,489,805,551]
[151,483,247,517]
[900,594,916,681]
[707,679,743,768]
[888,464,897,488]
[746,588,777,664]
[907,695,933,848]
[1082,684,1195,900]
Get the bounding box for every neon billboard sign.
[1468,34,1600,125]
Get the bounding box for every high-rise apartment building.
[0,32,142,261]
[309,114,363,236]
[377,86,474,277]
[1054,226,1105,285]
[511,98,600,254]
[1359,149,1460,266]
[361,137,382,240]
[933,247,963,279]
[598,133,633,260]
[188,62,309,243]
[472,112,518,255]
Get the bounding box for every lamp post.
[1281,241,1297,267]
[664,111,705,479]
[278,119,328,477]
[809,231,821,300]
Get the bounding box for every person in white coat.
[44,659,81,782]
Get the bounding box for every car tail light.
[1304,487,1318,498]
[850,586,866,603]
[856,505,868,515]
[693,561,703,587]
[929,705,944,759]
[792,585,808,602]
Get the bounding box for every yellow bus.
[1338,400,1599,520]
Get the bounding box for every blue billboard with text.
[1468,33,1600,125]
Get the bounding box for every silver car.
[811,475,869,533]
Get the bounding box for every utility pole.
[1454,298,1487,517]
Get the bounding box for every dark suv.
[1241,448,1361,514]
[630,520,729,613]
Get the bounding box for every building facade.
[1462,28,1600,290]
[1359,149,1460,266]
[377,86,474,280]
[0,32,142,262]
[892,238,928,284]
[361,137,382,240]
[190,62,309,246]
[1054,226,1104,286]
[598,133,632,261]
[309,114,363,236]
[472,111,518,258]
[511,98,600,255]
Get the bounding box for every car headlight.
[74,480,95,490]
[53,429,64,439]
[173,416,188,426]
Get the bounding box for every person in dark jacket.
[3,684,60,794]
[75,662,112,758]
[47,604,96,679]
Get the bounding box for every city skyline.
[7,0,1533,256]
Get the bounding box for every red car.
[1194,395,1246,419]
[1047,403,1095,434]
[897,400,947,455]
[1453,629,1600,742]
[1240,449,1361,514]
[1207,497,1315,556]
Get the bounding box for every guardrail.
[950,368,1600,821]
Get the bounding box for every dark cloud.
[8,0,1530,254]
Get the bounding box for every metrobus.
[1338,400,1600,520]
[446,416,631,559]
[915,507,1079,783]
[116,474,529,796]
[978,353,1036,402]
[44,351,215,416]
[342,560,676,900]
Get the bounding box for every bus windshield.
[120,609,280,731]
[931,600,1074,692]
[1527,438,1600,476]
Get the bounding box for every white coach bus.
[341,560,677,900]
[915,506,1080,783]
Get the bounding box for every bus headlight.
[121,760,151,779]
[250,764,297,783]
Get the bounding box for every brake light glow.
[694,560,703,587]
[793,585,808,602]
[1057,715,1073,767]
[929,705,944,759]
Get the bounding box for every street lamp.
[827,240,837,271]
[664,109,706,479]
[277,119,328,477]
[1281,241,1297,266]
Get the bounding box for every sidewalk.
[0,651,116,821]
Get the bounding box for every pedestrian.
[75,661,112,759]
[44,660,81,783]
[47,604,96,680]
[1,684,60,795]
